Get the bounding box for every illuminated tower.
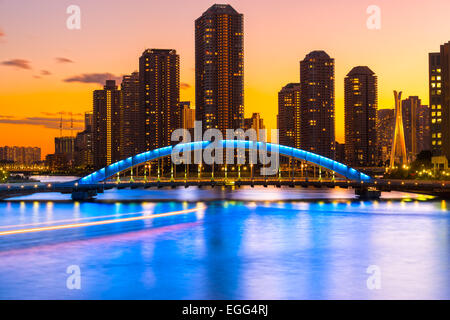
[344,66,378,167]
[278,83,301,148]
[429,52,443,156]
[401,96,420,161]
[195,4,244,134]
[139,49,180,151]
[93,80,122,169]
[120,72,140,159]
[389,91,407,168]
[300,50,335,159]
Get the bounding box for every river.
[0,186,448,299]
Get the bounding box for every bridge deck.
[2,178,450,200]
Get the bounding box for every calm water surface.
[0,187,448,299]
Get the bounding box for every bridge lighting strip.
[0,205,206,237]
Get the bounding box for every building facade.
[0,146,41,165]
[429,51,444,156]
[376,109,395,164]
[299,51,335,159]
[139,49,180,151]
[244,113,265,141]
[93,80,122,169]
[417,104,431,153]
[277,83,300,148]
[195,4,244,135]
[120,72,141,159]
[344,66,378,167]
[401,97,430,159]
[74,112,94,168]
[441,42,450,161]
[180,101,195,130]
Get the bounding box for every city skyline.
[1,0,450,157]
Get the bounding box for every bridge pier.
[71,189,97,201]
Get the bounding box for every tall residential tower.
[139,49,181,151]
[278,83,301,148]
[120,72,141,158]
[195,4,244,134]
[344,66,378,167]
[300,50,335,159]
[93,80,122,169]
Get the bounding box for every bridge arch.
[79,140,372,184]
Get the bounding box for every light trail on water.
[0,210,158,229]
[0,205,206,236]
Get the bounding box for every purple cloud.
[41,70,52,76]
[63,73,122,85]
[55,57,74,64]
[181,82,191,89]
[1,59,31,70]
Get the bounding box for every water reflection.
[0,187,448,299]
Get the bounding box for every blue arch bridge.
[1,140,450,200]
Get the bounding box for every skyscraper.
[180,101,195,130]
[120,72,140,158]
[440,42,450,160]
[139,49,180,151]
[402,96,423,160]
[429,51,444,156]
[74,112,94,168]
[0,146,41,165]
[376,109,395,164]
[244,113,265,141]
[278,83,300,148]
[195,4,244,134]
[179,101,195,142]
[344,66,378,167]
[417,104,431,153]
[300,51,335,159]
[93,80,121,169]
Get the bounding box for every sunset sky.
[1,0,450,157]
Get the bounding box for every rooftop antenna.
[59,112,63,137]
[70,112,73,137]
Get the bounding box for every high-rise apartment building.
[278,83,300,148]
[195,4,244,134]
[429,49,445,156]
[180,101,195,130]
[55,136,75,155]
[344,66,378,167]
[401,96,431,160]
[441,42,450,160]
[74,112,94,168]
[0,146,41,165]
[244,113,265,141]
[417,104,431,153]
[376,109,395,164]
[93,80,121,169]
[121,72,141,158]
[300,51,335,159]
[139,49,180,151]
